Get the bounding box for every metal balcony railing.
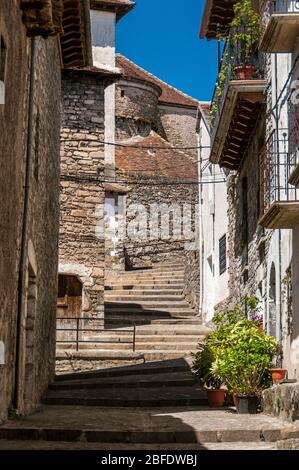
[260,0,299,29]
[261,0,299,15]
[210,32,265,140]
[259,129,299,216]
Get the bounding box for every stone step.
[119,275,185,281]
[104,298,192,312]
[57,341,198,352]
[104,318,202,325]
[55,359,193,381]
[105,300,191,308]
[105,289,184,295]
[119,271,184,277]
[121,266,184,274]
[105,312,195,319]
[56,343,135,351]
[135,342,198,351]
[0,406,288,445]
[0,440,278,450]
[105,281,184,292]
[142,351,195,361]
[83,334,201,343]
[42,386,207,407]
[105,294,185,302]
[49,372,196,390]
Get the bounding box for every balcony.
[260,0,299,52]
[259,129,299,229]
[210,40,266,170]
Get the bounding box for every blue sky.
[116,0,218,102]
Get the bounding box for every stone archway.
[23,261,37,409]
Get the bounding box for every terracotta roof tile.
[199,102,211,124]
[116,132,198,180]
[116,54,199,109]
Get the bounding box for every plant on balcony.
[230,0,261,79]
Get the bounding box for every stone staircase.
[0,358,289,450]
[56,261,206,368]
[101,261,204,361]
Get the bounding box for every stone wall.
[59,71,106,318]
[227,113,271,303]
[0,1,61,420]
[115,79,161,140]
[158,104,198,150]
[118,174,198,268]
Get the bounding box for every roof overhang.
[199,0,236,40]
[60,0,92,68]
[210,80,266,169]
[62,65,122,79]
[90,0,135,21]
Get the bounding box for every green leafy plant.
[230,0,261,65]
[211,320,278,396]
[191,342,222,389]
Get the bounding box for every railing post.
[133,323,136,352]
[76,318,79,352]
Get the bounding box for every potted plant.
[192,341,226,408]
[212,320,278,414]
[269,344,287,383]
[229,0,261,79]
[269,367,287,383]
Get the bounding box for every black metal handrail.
[56,317,136,352]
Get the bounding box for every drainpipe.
[274,52,283,345]
[198,131,204,318]
[14,37,36,408]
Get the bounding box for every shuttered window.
[219,234,227,275]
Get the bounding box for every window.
[241,177,248,247]
[34,111,40,182]
[121,90,125,97]
[0,36,6,105]
[219,234,227,275]
[0,36,6,82]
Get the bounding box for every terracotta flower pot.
[270,368,287,383]
[235,65,256,80]
[258,324,264,331]
[206,389,226,408]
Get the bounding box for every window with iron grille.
[219,234,227,275]
[0,36,6,83]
